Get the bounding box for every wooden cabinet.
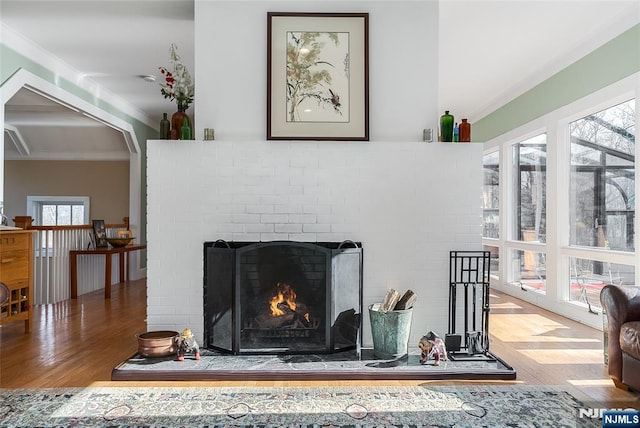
[0,230,35,333]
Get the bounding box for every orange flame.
[269,283,297,316]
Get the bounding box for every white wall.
[146,1,484,349]
[193,1,440,142]
[147,140,483,346]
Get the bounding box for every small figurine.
[177,328,201,361]
[418,331,448,366]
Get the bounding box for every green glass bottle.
[440,110,454,142]
[160,113,170,139]
[180,116,191,140]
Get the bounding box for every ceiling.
[1,0,195,160]
[1,1,638,160]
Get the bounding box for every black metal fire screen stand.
[447,250,495,361]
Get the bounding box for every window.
[507,134,547,292]
[569,257,634,312]
[28,196,89,226]
[483,151,499,239]
[27,196,90,249]
[484,244,500,281]
[569,99,635,252]
[512,134,547,243]
[40,203,85,226]
[567,99,635,311]
[483,151,501,283]
[511,248,546,292]
[484,77,637,324]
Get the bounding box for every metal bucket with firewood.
[368,288,416,360]
[369,305,414,359]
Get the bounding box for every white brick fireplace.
[146,139,483,347]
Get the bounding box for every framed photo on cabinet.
[267,12,369,141]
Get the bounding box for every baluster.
[21,219,130,304]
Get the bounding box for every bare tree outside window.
[570,99,635,252]
[37,202,86,249]
[483,152,499,239]
[513,134,547,244]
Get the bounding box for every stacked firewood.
[371,289,416,312]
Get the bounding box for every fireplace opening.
[204,240,362,355]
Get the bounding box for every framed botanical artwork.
[92,219,108,248]
[267,12,369,141]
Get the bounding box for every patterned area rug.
[0,384,598,427]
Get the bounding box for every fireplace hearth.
[204,240,363,355]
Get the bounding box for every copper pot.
[136,330,179,358]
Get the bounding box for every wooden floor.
[1,278,638,407]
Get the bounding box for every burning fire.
[269,282,311,323]
[269,282,297,316]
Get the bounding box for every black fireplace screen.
[204,240,362,354]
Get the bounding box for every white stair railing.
[17,218,130,305]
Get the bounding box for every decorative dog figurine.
[418,331,448,366]
[177,328,201,361]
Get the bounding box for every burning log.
[254,302,312,329]
[254,312,295,329]
[291,310,311,328]
[251,282,315,330]
[277,302,292,313]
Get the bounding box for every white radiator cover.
[146,140,483,347]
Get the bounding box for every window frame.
[27,196,90,226]
[483,150,500,240]
[482,73,638,329]
[504,132,548,293]
[567,99,636,253]
[512,134,547,243]
[562,97,636,311]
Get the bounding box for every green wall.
[1,44,156,248]
[474,24,640,142]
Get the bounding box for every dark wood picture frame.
[267,12,369,141]
[92,219,108,248]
